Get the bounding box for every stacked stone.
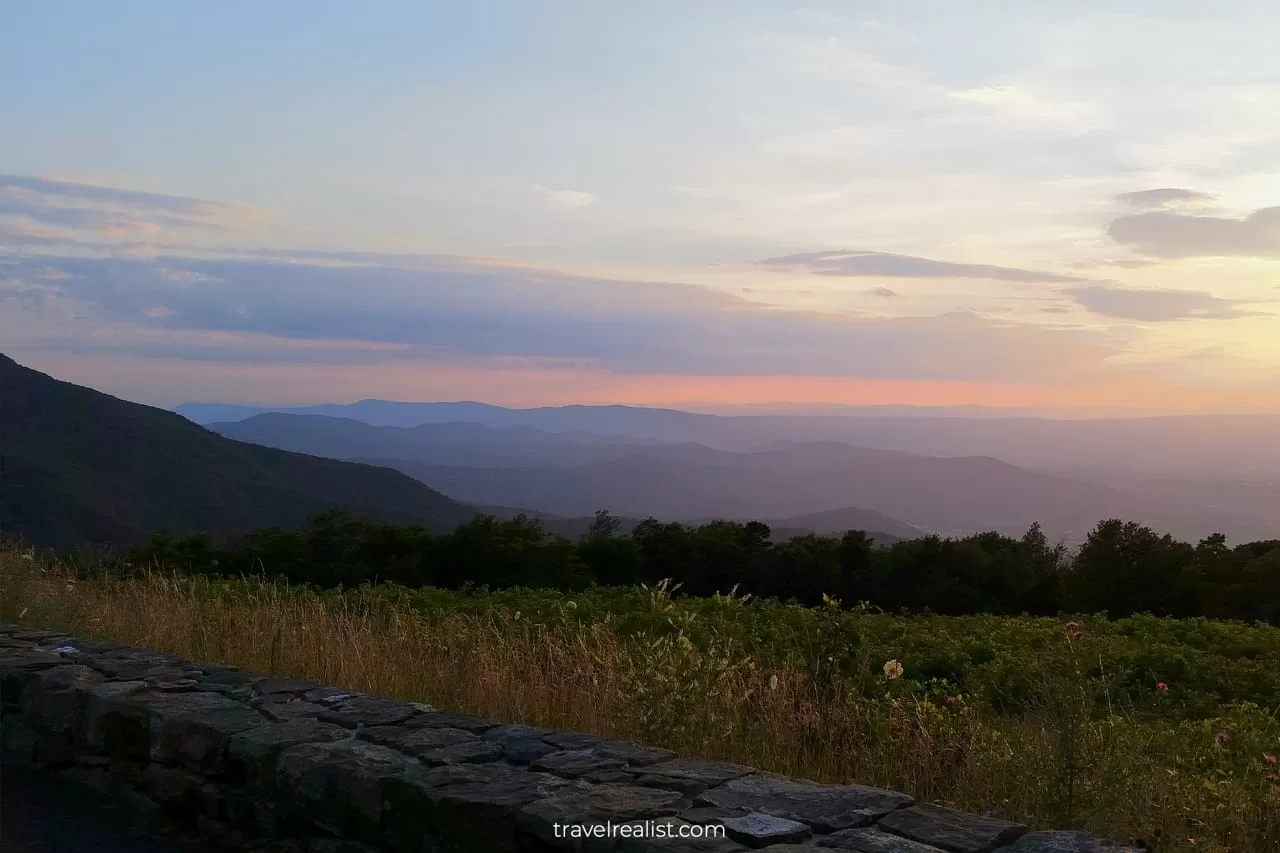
[0,624,1136,853]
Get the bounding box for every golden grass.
[2,548,1276,852]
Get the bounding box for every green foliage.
[118,510,1280,626]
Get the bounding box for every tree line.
[124,510,1280,623]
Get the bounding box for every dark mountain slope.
[0,355,476,548]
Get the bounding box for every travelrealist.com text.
[551,821,727,840]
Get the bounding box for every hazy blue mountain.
[353,445,1265,544]
[207,413,669,468]
[176,398,1280,479]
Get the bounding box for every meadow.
[2,544,1278,852]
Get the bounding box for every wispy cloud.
[1066,285,1270,321]
[1114,188,1218,212]
[0,252,1123,383]
[751,250,1086,284]
[0,174,264,242]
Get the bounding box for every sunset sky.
[2,1,1278,413]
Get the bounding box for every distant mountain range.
[202,411,1275,543]
[178,398,1280,481]
[0,355,476,548]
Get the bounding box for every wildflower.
[883,659,904,680]
[945,696,958,706]
[1215,732,1229,745]
[1156,682,1169,692]
[1064,620,1081,629]
[1071,631,1083,641]
[1264,753,1277,766]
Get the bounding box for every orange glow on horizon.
[18,352,1280,415]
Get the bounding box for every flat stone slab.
[530,749,629,779]
[254,676,320,696]
[357,724,503,765]
[878,803,1027,853]
[404,709,497,733]
[699,772,913,832]
[819,826,950,852]
[719,812,812,847]
[635,757,757,795]
[1001,831,1144,853]
[543,731,678,767]
[484,723,557,764]
[317,696,421,729]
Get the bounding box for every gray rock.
[819,827,949,852]
[82,680,150,757]
[145,690,267,772]
[357,724,500,764]
[484,723,557,764]
[877,803,1027,853]
[276,740,415,840]
[255,676,320,696]
[531,749,629,779]
[679,806,753,824]
[404,709,497,733]
[519,783,692,849]
[1001,831,1144,853]
[20,664,104,733]
[228,718,348,784]
[306,840,383,853]
[381,761,569,853]
[318,695,421,729]
[634,757,756,795]
[719,812,812,847]
[258,700,328,722]
[698,772,913,832]
[0,648,66,705]
[542,731,606,751]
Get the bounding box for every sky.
[2,1,1278,413]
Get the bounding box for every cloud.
[0,174,245,217]
[1068,258,1158,270]
[529,184,597,211]
[1066,285,1269,321]
[751,250,1085,283]
[0,174,261,241]
[870,287,899,298]
[1107,206,1280,259]
[1114,188,1218,211]
[1,251,1122,383]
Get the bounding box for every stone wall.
[0,623,1135,853]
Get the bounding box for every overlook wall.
[0,623,1135,853]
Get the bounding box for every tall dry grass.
[2,547,1276,852]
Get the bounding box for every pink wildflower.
[1156,682,1169,692]
[1071,631,1083,641]
[1064,620,1081,629]
[946,696,958,706]
[1264,753,1277,766]
[1215,732,1229,745]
